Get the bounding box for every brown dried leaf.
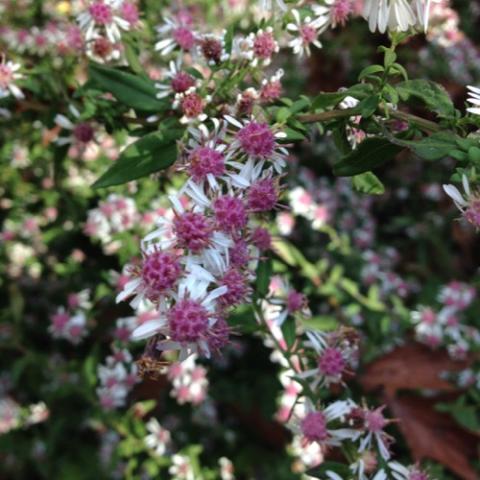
[387,394,479,480]
[360,342,469,395]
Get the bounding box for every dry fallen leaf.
[360,342,469,395]
[387,394,479,480]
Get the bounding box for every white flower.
[77,0,130,42]
[0,59,24,100]
[169,454,195,480]
[144,418,171,456]
[258,0,287,14]
[287,9,324,57]
[363,0,424,33]
[442,174,480,229]
[466,85,480,116]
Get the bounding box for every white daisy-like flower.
[155,16,197,56]
[443,174,480,229]
[169,454,195,480]
[466,85,480,116]
[289,397,360,447]
[54,104,97,146]
[144,418,171,456]
[224,115,288,174]
[0,58,24,100]
[287,9,325,57]
[77,0,130,42]
[363,0,416,33]
[131,280,227,361]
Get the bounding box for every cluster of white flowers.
[117,116,288,361]
[412,281,479,358]
[167,355,209,405]
[49,290,92,344]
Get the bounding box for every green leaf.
[93,128,183,188]
[302,315,338,332]
[333,137,403,176]
[352,171,385,195]
[358,64,384,81]
[281,127,306,142]
[281,317,296,348]
[397,79,455,118]
[409,132,459,160]
[88,63,168,113]
[358,94,380,117]
[255,256,272,298]
[311,85,373,111]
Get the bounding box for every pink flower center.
[287,290,305,313]
[409,470,430,480]
[207,317,230,352]
[0,65,13,89]
[253,31,277,59]
[141,250,181,299]
[331,0,353,27]
[260,80,282,102]
[300,25,317,44]
[364,408,387,433]
[213,195,247,231]
[200,37,223,64]
[317,347,345,377]
[301,411,328,443]
[180,92,204,118]
[121,2,139,25]
[188,146,225,181]
[173,27,196,50]
[247,178,278,212]
[251,227,271,251]
[229,239,249,267]
[73,122,95,143]
[171,71,195,93]
[168,299,210,342]
[173,211,212,252]
[236,121,275,158]
[89,2,113,25]
[219,268,249,307]
[92,36,114,58]
[465,199,480,228]
[52,312,70,330]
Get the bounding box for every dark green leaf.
[255,256,272,298]
[397,79,455,118]
[93,128,183,188]
[352,171,385,195]
[281,317,296,348]
[358,95,380,117]
[358,64,384,81]
[409,132,459,160]
[333,137,403,176]
[88,63,168,113]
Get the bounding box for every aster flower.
[77,0,131,43]
[466,85,480,116]
[155,16,196,56]
[313,0,353,29]
[363,0,417,33]
[287,9,325,57]
[169,454,195,480]
[356,405,394,460]
[155,60,198,99]
[0,58,24,99]
[388,462,431,480]
[443,174,480,229]
[144,418,171,456]
[198,32,230,65]
[131,280,228,360]
[173,87,209,124]
[258,0,287,14]
[55,105,97,146]
[224,116,288,173]
[290,398,359,448]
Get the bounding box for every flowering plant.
[1,1,480,479]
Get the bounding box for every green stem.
[298,107,441,133]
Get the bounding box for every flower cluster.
[117,117,287,360]
[411,281,479,358]
[48,290,91,344]
[167,355,209,405]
